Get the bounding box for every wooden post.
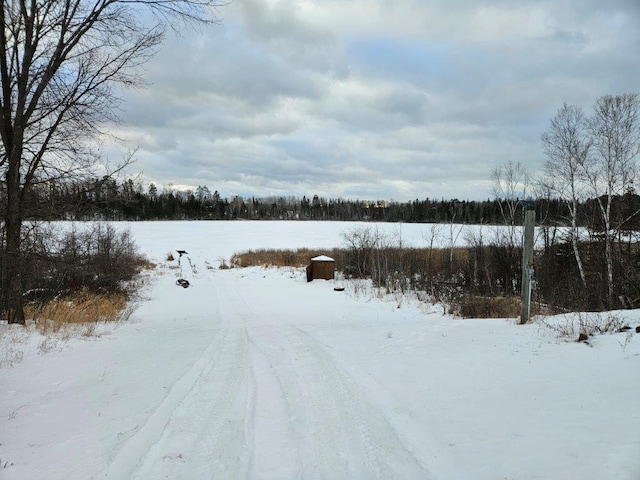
[520,202,535,324]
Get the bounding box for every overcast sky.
[107,0,640,201]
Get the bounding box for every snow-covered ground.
[1,221,639,479]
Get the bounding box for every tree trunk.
[604,233,614,308]
[571,234,587,289]
[603,198,615,309]
[569,208,587,290]
[5,152,25,325]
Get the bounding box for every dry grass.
[458,295,521,318]
[231,248,343,268]
[1,289,136,366]
[25,289,132,336]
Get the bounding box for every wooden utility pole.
[520,201,535,324]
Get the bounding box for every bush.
[57,224,147,291]
[5,223,150,312]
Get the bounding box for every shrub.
[1,222,150,319]
[29,223,149,298]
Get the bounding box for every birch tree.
[541,103,590,290]
[584,93,640,307]
[0,0,223,324]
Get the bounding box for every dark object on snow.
[636,326,640,333]
[176,278,190,288]
[306,255,335,282]
[334,287,345,292]
[619,325,631,332]
[176,250,188,255]
[577,333,589,342]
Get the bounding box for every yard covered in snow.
[1,221,639,479]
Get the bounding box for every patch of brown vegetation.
[458,295,521,318]
[231,248,344,268]
[25,289,131,335]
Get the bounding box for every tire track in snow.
[97,268,434,479]
[219,272,433,479]
[95,272,255,480]
[130,327,254,480]
[93,327,236,479]
[281,325,433,479]
[215,277,311,478]
[247,329,308,479]
[217,277,325,478]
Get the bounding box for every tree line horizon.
[16,176,640,229]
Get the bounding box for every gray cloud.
[107,0,640,201]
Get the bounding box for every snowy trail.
[222,271,430,479]
[96,264,431,479]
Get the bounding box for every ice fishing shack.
[306,255,335,282]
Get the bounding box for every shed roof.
[311,255,335,262]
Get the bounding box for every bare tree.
[490,159,530,246]
[342,226,380,278]
[584,93,640,307]
[0,0,224,324]
[541,103,590,290]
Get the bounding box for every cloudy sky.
[108,0,640,201]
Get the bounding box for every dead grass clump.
[25,289,130,335]
[458,295,520,318]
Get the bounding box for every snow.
[311,255,335,262]
[1,220,639,479]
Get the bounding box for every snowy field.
[1,220,639,479]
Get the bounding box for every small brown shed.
[306,255,335,282]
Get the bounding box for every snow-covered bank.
[1,221,639,479]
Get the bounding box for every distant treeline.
[17,177,640,229]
